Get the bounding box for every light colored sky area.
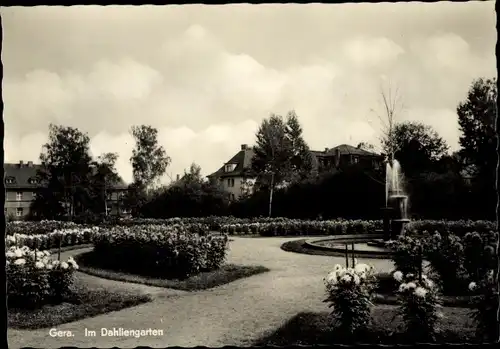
[2,3,497,184]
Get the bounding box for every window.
[225,164,237,173]
[353,156,359,164]
[16,192,23,201]
[230,193,235,201]
[5,177,15,184]
[16,208,23,217]
[106,192,113,200]
[32,192,37,199]
[29,178,39,185]
[227,178,235,187]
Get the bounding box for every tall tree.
[371,83,405,162]
[252,114,291,217]
[34,124,94,219]
[130,125,171,195]
[383,121,449,178]
[286,110,313,182]
[91,152,120,216]
[457,77,497,219]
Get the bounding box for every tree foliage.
[383,121,449,178]
[130,125,171,192]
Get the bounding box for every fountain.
[369,159,410,247]
[293,159,410,259]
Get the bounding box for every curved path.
[8,237,393,348]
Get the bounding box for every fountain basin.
[304,234,395,259]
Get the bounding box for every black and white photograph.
[2,2,498,347]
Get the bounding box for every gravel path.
[8,237,394,348]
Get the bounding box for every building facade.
[207,143,384,199]
[207,144,256,201]
[4,161,129,220]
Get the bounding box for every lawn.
[8,273,152,330]
[254,305,480,345]
[75,251,270,291]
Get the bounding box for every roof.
[4,162,128,190]
[207,147,256,178]
[314,144,383,158]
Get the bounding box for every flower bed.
[6,220,82,236]
[92,224,229,279]
[6,246,79,309]
[6,227,100,250]
[405,220,496,237]
[221,219,383,236]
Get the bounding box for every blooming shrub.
[394,271,442,341]
[387,235,424,276]
[6,220,81,236]
[405,220,495,238]
[323,263,377,335]
[92,225,229,279]
[469,270,499,342]
[221,219,383,236]
[463,231,498,282]
[6,227,99,250]
[423,232,468,295]
[6,246,78,308]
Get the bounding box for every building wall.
[5,188,128,220]
[217,176,255,200]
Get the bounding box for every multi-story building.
[207,144,256,201]
[311,144,384,173]
[4,161,129,220]
[208,143,384,199]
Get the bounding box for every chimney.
[27,161,33,167]
[241,144,248,150]
[324,148,329,153]
[19,161,24,167]
[176,174,180,181]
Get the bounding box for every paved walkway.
[8,237,394,348]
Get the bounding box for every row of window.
[5,207,131,217]
[9,191,125,201]
[5,177,40,185]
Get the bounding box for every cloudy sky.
[2,3,496,184]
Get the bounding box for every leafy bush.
[405,220,495,238]
[468,270,499,342]
[6,246,78,309]
[393,270,442,341]
[6,227,99,250]
[463,231,498,282]
[387,235,424,276]
[6,220,81,236]
[92,224,229,279]
[221,219,383,236]
[323,263,377,335]
[423,232,468,295]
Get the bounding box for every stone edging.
[304,234,394,259]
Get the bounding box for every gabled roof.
[4,162,128,190]
[314,144,382,158]
[207,147,256,178]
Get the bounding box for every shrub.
[469,270,499,342]
[92,224,229,279]
[393,270,442,341]
[423,232,468,295]
[6,246,78,309]
[463,231,498,282]
[405,220,495,238]
[6,227,99,250]
[323,263,377,336]
[387,235,424,276]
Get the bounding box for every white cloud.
[2,5,496,184]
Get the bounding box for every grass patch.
[8,282,152,330]
[255,305,479,345]
[75,251,270,291]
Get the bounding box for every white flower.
[406,282,417,289]
[399,283,408,292]
[36,251,45,259]
[61,262,69,269]
[35,261,45,269]
[353,274,361,285]
[6,260,10,266]
[414,287,428,298]
[43,251,51,256]
[334,264,343,271]
[407,273,415,279]
[341,274,352,283]
[14,249,23,258]
[5,251,15,258]
[14,258,26,266]
[424,279,434,289]
[469,282,477,291]
[393,271,403,282]
[354,263,370,273]
[45,263,53,270]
